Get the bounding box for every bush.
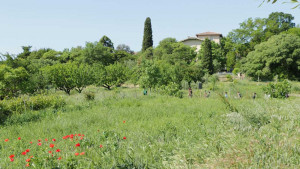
[263,80,292,98]
[226,74,233,82]
[157,82,183,98]
[84,92,95,101]
[232,68,240,75]
[0,95,65,123]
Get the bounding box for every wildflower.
[56,149,61,152]
[50,143,55,148]
[48,151,52,154]
[123,120,126,123]
[29,141,33,144]
[38,142,42,146]
[78,134,81,136]
[38,139,41,142]
[58,157,62,160]
[5,139,9,142]
[52,139,56,142]
[10,158,14,162]
[26,163,30,167]
[18,137,21,140]
[9,154,15,158]
[26,159,31,162]
[80,137,83,140]
[80,152,85,155]
[25,149,30,152]
[75,143,80,147]
[21,151,27,155]
[75,152,79,156]
[45,139,48,141]
[123,137,127,140]
[99,144,103,148]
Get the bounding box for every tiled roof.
[180,37,203,42]
[196,32,222,36]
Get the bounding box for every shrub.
[0,95,65,124]
[232,68,240,75]
[84,92,95,101]
[157,82,183,98]
[226,74,233,82]
[263,80,292,98]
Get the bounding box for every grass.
[0,81,299,168]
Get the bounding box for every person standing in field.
[188,87,193,98]
[252,92,256,99]
[225,92,228,98]
[237,92,242,99]
[143,88,147,95]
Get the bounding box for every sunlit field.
[0,81,299,168]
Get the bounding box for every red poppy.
[80,152,85,155]
[123,137,127,140]
[9,154,15,159]
[21,152,27,155]
[26,159,31,162]
[56,149,61,152]
[50,143,54,148]
[4,139,9,142]
[48,151,52,154]
[78,134,81,136]
[18,137,21,140]
[52,139,56,142]
[99,144,103,148]
[29,141,33,144]
[70,134,74,139]
[58,157,62,160]
[38,139,41,142]
[30,156,33,158]
[10,158,14,162]
[75,152,79,156]
[26,163,30,167]
[123,120,126,123]
[45,139,48,141]
[75,143,80,147]
[25,149,30,152]
[38,142,42,146]
[80,137,83,140]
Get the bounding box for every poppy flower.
[9,154,15,159]
[48,151,52,154]
[26,159,31,162]
[29,141,33,144]
[38,139,41,142]
[38,142,42,146]
[25,149,30,152]
[26,163,30,167]
[10,158,14,162]
[75,152,79,156]
[99,144,103,148]
[30,156,33,158]
[18,137,21,140]
[5,139,9,142]
[45,139,48,142]
[78,134,81,136]
[75,143,80,147]
[21,152,27,155]
[123,137,127,140]
[80,152,85,155]
[80,137,83,140]
[56,149,61,152]
[58,157,62,160]
[50,144,54,148]
[52,139,56,142]
[123,120,126,123]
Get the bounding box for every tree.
[142,17,153,52]
[200,39,214,74]
[82,42,113,65]
[242,34,300,80]
[116,44,134,54]
[226,51,236,71]
[94,63,129,90]
[99,36,114,49]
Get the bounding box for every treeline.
[0,12,299,99]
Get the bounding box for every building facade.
[181,32,222,52]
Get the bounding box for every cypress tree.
[201,38,214,74]
[142,17,153,52]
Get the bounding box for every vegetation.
[142,17,153,52]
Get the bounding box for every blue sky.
[1,0,299,54]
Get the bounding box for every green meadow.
[0,80,299,168]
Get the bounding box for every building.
[181,32,223,52]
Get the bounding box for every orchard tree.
[242,34,300,80]
[142,17,153,52]
[82,42,113,65]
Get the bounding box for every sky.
[0,0,299,54]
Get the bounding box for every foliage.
[200,39,214,74]
[263,80,292,98]
[262,0,300,9]
[226,74,233,82]
[157,82,183,98]
[82,42,113,65]
[232,68,240,75]
[142,17,153,52]
[84,91,95,101]
[242,34,300,80]
[99,35,114,49]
